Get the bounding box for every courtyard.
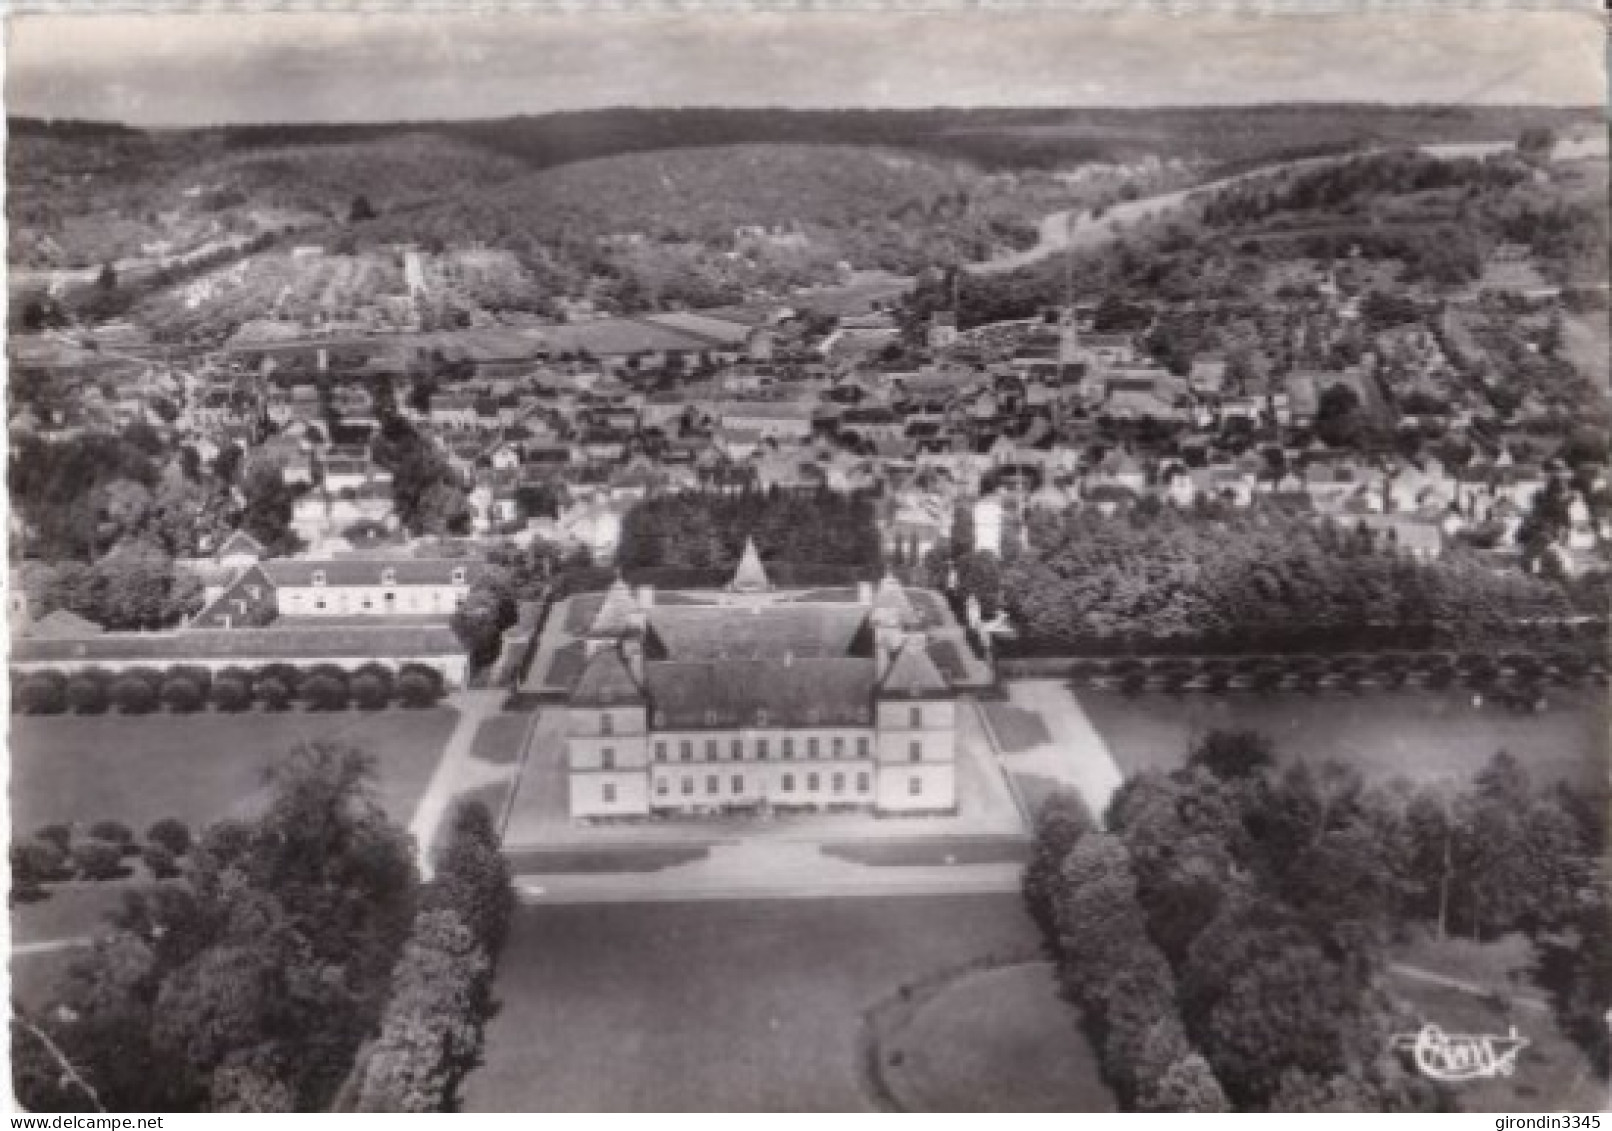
[463,892,1080,1112]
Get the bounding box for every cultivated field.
[464,893,1047,1111]
[1076,686,1607,787]
[10,707,461,834]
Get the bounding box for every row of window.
[598,707,930,734]
[595,775,933,804]
[595,740,928,770]
[309,568,468,587]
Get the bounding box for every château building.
[564,541,958,819]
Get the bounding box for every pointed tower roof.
[872,573,915,626]
[571,645,644,706]
[879,637,950,699]
[590,576,640,637]
[730,538,772,593]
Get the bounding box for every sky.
[6,4,1606,128]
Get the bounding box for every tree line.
[615,486,883,573]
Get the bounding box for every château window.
[832,773,845,794]
[808,737,820,759]
[681,777,694,796]
[680,740,693,762]
[755,708,770,726]
[807,773,820,792]
[910,706,922,728]
[782,738,794,760]
[833,737,845,758]
[706,775,719,795]
[856,772,871,793]
[731,739,744,760]
[312,570,327,587]
[601,748,615,770]
[705,739,719,760]
[655,741,667,761]
[909,741,922,763]
[857,737,871,759]
[705,710,720,726]
[782,774,795,792]
[603,783,617,803]
[731,775,744,794]
[757,739,769,760]
[600,713,614,735]
[909,777,922,797]
[656,778,668,796]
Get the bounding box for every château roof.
[571,645,645,706]
[648,603,867,661]
[645,658,875,729]
[879,638,950,699]
[589,576,641,637]
[730,538,772,593]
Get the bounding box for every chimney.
[857,581,874,605]
[637,585,655,609]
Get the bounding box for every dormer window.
[755,708,770,727]
[382,568,397,586]
[705,710,719,727]
[312,570,326,587]
[451,567,467,585]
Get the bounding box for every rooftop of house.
[261,558,482,588]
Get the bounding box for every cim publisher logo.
[1390,1023,1531,1082]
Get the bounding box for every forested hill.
[13,103,1600,173]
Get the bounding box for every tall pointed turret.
[730,537,772,594]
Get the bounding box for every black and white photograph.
[3,0,1608,1114]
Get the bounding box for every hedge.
[303,668,350,711]
[142,843,181,879]
[160,674,206,713]
[72,839,130,880]
[212,673,253,712]
[88,820,136,853]
[352,665,395,711]
[147,818,192,857]
[17,671,67,715]
[11,838,70,885]
[66,669,111,714]
[112,673,160,715]
[398,666,444,708]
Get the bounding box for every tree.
[426,801,514,959]
[96,262,117,292]
[147,819,193,858]
[1314,383,1363,448]
[1139,1053,1231,1112]
[449,566,518,671]
[1022,789,1094,943]
[1187,729,1274,781]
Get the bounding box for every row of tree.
[12,662,447,716]
[353,802,514,1111]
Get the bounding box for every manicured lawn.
[881,962,1114,1112]
[1077,687,1607,788]
[469,710,535,766]
[11,707,461,835]
[502,845,710,873]
[980,701,1053,754]
[821,836,1028,868]
[464,893,1041,1111]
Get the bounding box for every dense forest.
[615,487,882,575]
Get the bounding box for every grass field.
[979,702,1054,754]
[1077,687,1606,788]
[878,962,1113,1112]
[10,707,461,835]
[464,893,1041,1111]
